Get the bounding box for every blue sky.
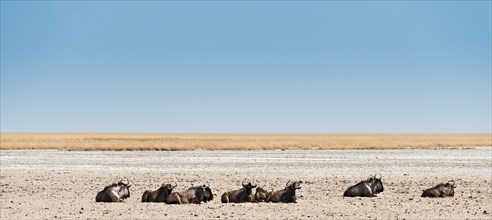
[1,1,491,133]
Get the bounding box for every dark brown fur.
[141,183,176,203]
[167,185,212,204]
[268,181,302,203]
[254,187,271,202]
[95,180,131,202]
[343,174,384,197]
[221,182,257,203]
[421,181,456,197]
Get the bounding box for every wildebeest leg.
[109,191,120,202]
[221,193,229,203]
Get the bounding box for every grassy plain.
[0,133,490,151]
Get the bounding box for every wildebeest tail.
[141,190,150,202]
[221,193,229,203]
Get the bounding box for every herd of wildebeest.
[95,174,457,203]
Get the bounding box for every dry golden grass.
[0,133,490,151]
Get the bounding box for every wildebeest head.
[242,181,257,196]
[202,184,214,203]
[163,183,177,192]
[117,179,131,199]
[369,174,384,194]
[192,184,214,203]
[286,180,302,194]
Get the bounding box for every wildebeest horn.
[242,181,247,187]
[375,173,382,180]
[286,180,291,186]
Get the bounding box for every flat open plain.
[1,148,491,219]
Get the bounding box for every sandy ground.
[1,148,491,219]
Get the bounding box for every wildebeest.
[421,180,456,197]
[343,174,384,197]
[95,179,131,202]
[254,187,271,202]
[221,182,257,203]
[141,183,177,203]
[167,184,213,204]
[268,180,302,203]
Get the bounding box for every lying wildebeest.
[343,174,384,197]
[221,182,257,203]
[141,183,177,203]
[95,179,131,202]
[254,187,271,202]
[268,180,302,203]
[421,180,456,197]
[167,184,213,204]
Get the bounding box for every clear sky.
[1,1,491,133]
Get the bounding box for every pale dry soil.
[1,148,491,220]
